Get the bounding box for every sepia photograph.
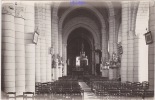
[0,0,154,99]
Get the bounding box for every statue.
[52,54,57,68]
[109,52,120,68]
[100,57,109,77]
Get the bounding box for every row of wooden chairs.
[83,75,109,87]
[35,77,84,96]
[91,81,154,98]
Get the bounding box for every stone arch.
[63,24,99,48]
[62,17,100,49]
[59,4,106,31]
[58,4,107,49]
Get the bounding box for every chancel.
[0,0,155,100]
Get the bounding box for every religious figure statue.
[117,42,123,63]
[109,52,120,68]
[52,54,57,68]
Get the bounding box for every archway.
[67,27,94,76]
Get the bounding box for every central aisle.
[78,82,100,100]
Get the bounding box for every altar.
[72,50,88,76]
[72,67,84,76]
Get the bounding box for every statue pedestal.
[58,64,62,78]
[109,65,119,80]
[101,69,109,77]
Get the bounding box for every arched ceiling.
[58,1,109,30]
[58,1,122,31]
[58,1,122,49]
[67,27,94,46]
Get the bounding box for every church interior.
[0,0,155,99]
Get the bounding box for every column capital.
[2,3,15,16]
[15,5,25,19]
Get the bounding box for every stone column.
[108,15,118,80]
[133,36,139,82]
[42,4,47,82]
[45,4,52,82]
[127,2,133,82]
[24,3,35,91]
[15,4,25,95]
[52,3,59,80]
[101,27,109,77]
[121,1,129,82]
[40,36,47,82]
[35,37,41,82]
[109,16,116,57]
[127,30,134,82]
[2,3,15,92]
[62,44,67,76]
[134,1,149,82]
[109,68,117,79]
[25,44,35,92]
[128,2,139,82]
[148,0,155,90]
[34,3,41,83]
[35,3,47,83]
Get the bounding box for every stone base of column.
[58,65,62,78]
[101,69,109,77]
[63,63,67,76]
[109,68,117,80]
[52,62,59,81]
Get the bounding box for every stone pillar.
[108,15,118,80]
[24,3,35,91]
[59,34,62,57]
[59,64,62,78]
[2,3,15,92]
[45,4,52,82]
[62,44,67,76]
[121,1,129,82]
[133,36,139,82]
[128,2,139,82]
[15,4,25,95]
[25,44,35,92]
[35,37,41,82]
[34,3,41,83]
[134,1,149,82]
[127,30,134,82]
[109,16,116,57]
[52,3,59,80]
[35,3,47,83]
[40,36,47,82]
[42,4,47,82]
[52,3,59,54]
[127,2,133,82]
[109,68,117,80]
[148,0,155,90]
[101,27,109,77]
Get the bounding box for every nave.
[2,75,154,100]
